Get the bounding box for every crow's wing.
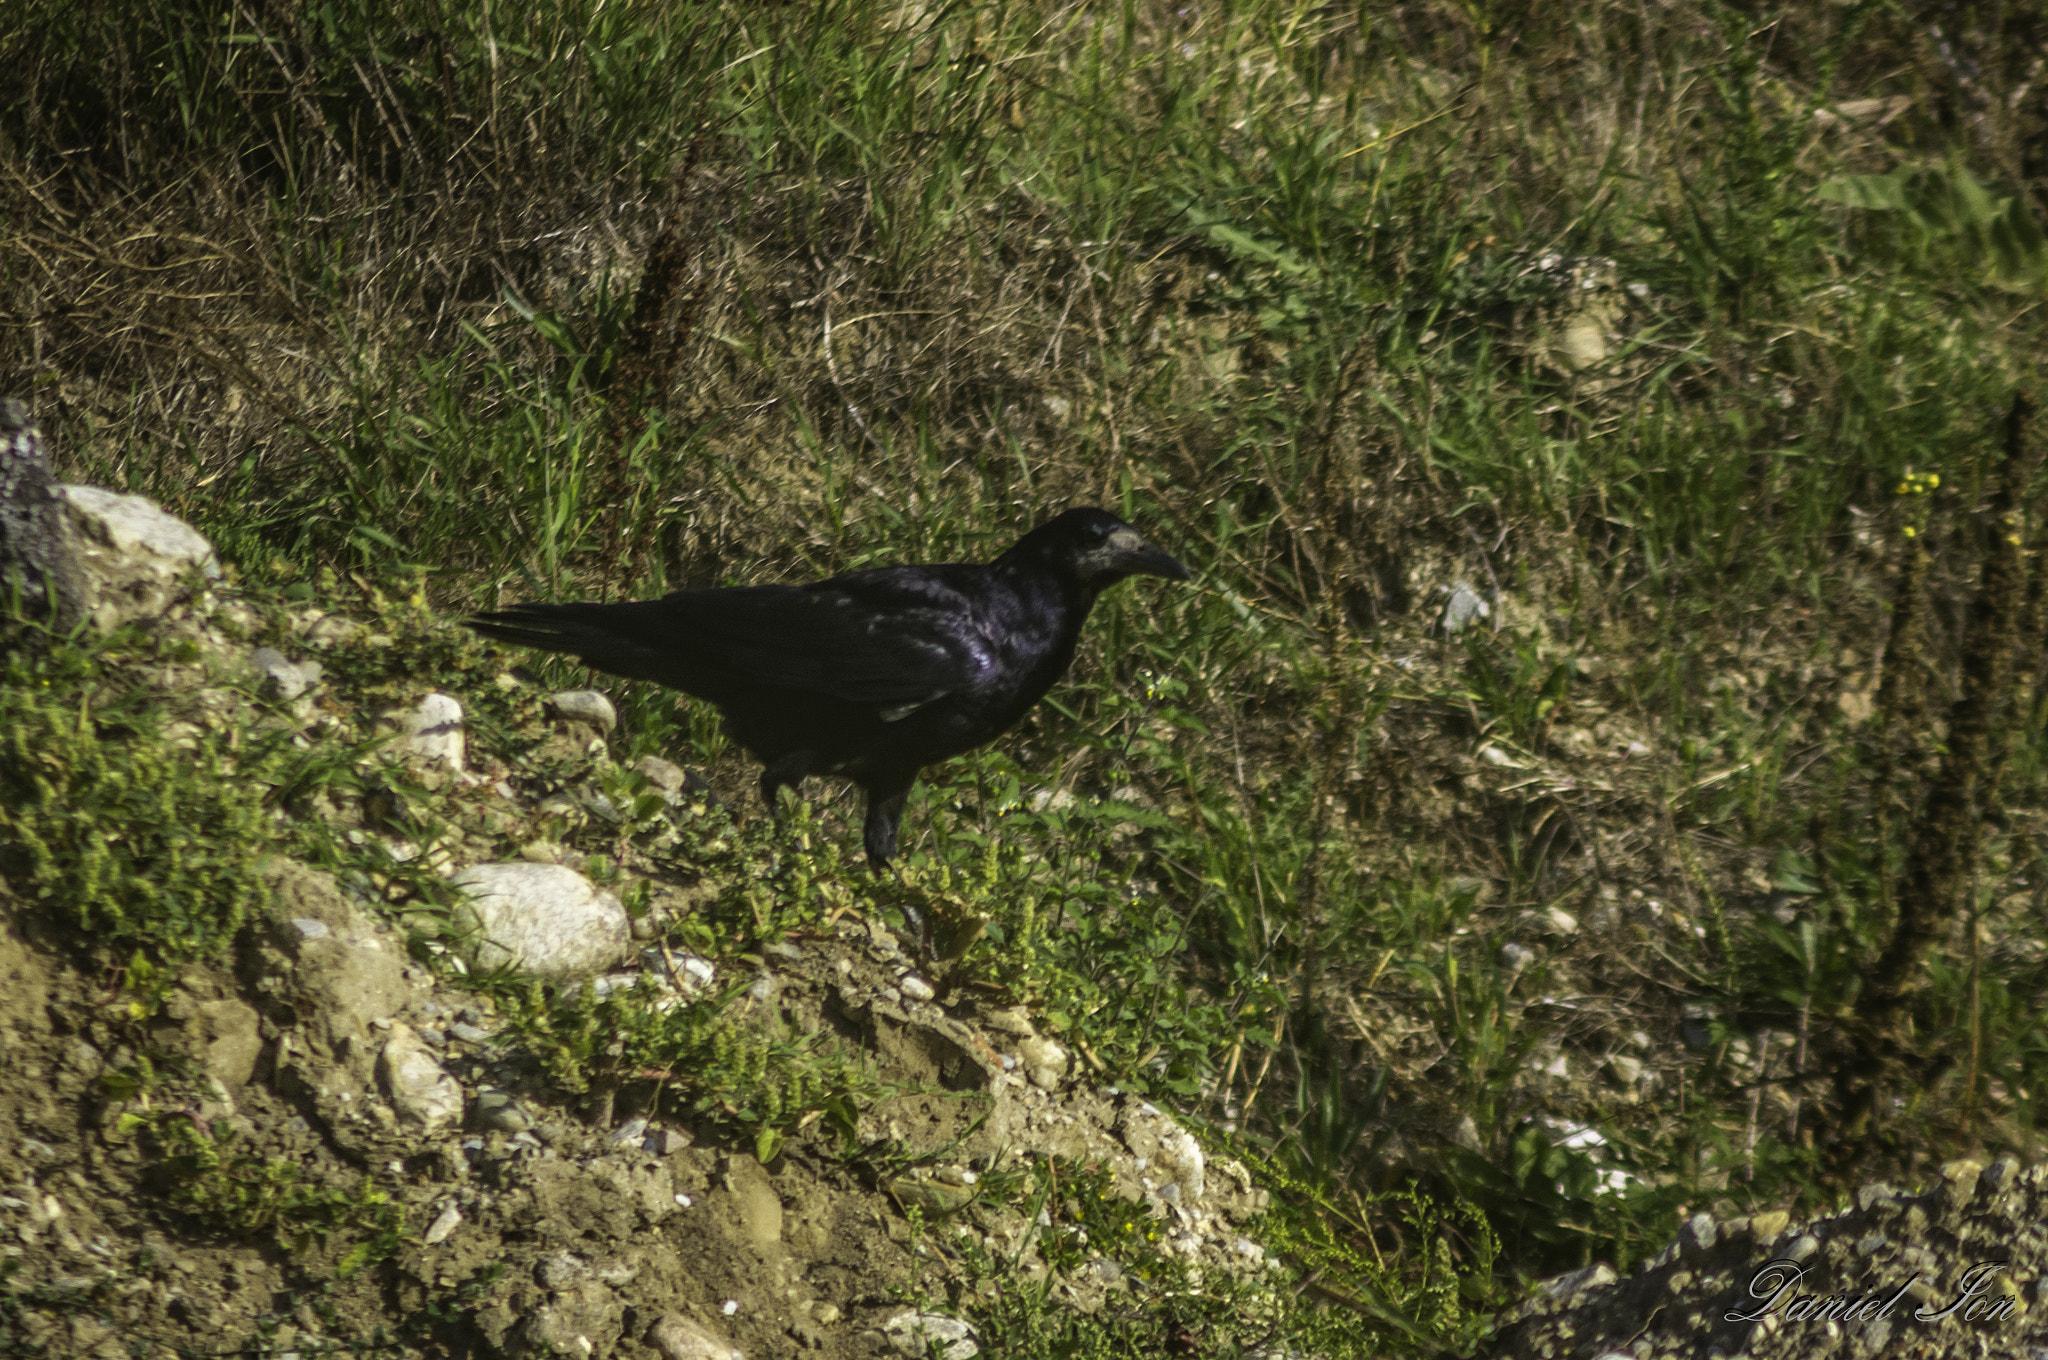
[469,568,1001,710]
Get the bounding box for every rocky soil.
[1493,1158,2048,1359]
[0,851,1276,1359]
[6,473,2048,1360]
[0,479,1281,1358]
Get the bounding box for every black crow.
[468,508,1189,864]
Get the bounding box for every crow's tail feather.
[467,601,695,691]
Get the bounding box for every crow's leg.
[862,777,915,866]
[864,776,923,953]
[759,752,815,814]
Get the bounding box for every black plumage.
[468,508,1190,864]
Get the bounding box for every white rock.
[377,1025,464,1132]
[1539,1262,1617,1297]
[250,646,309,701]
[673,952,717,995]
[548,689,618,733]
[404,693,465,772]
[1440,581,1490,634]
[1606,1055,1645,1086]
[1017,1036,1068,1091]
[448,863,630,978]
[303,614,361,648]
[56,485,220,630]
[423,1203,463,1245]
[647,1314,743,1360]
[1153,1123,1206,1201]
[884,1312,977,1360]
[635,755,689,795]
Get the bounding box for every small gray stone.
[535,1250,588,1288]
[884,1312,978,1360]
[1605,1055,1644,1087]
[377,1025,464,1132]
[548,689,617,733]
[645,1126,693,1156]
[422,1204,463,1245]
[1018,1036,1068,1091]
[635,755,688,794]
[1149,1123,1206,1201]
[473,1090,532,1133]
[1441,581,1491,634]
[981,1007,1036,1037]
[304,614,361,648]
[251,646,310,701]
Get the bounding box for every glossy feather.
[468,507,1189,863]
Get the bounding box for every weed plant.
[12,0,2048,1350]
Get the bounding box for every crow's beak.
[1106,527,1192,582]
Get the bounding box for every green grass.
[0,626,273,978]
[13,0,2048,1351]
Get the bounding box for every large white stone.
[647,1314,743,1360]
[57,484,220,630]
[404,692,465,772]
[449,862,630,978]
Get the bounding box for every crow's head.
[1007,507,1191,587]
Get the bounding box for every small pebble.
[423,1205,463,1245]
[547,689,617,733]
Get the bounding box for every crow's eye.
[1092,521,1112,539]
